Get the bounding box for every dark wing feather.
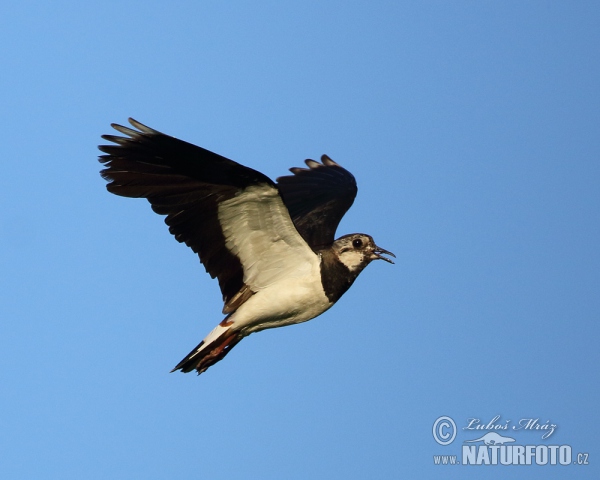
[98,118,275,311]
[276,155,357,249]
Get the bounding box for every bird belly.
[232,276,332,335]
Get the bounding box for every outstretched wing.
[98,118,316,313]
[276,155,358,250]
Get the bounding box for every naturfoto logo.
[432,415,590,467]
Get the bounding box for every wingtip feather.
[321,154,339,167]
[128,117,158,134]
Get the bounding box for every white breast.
[231,262,333,335]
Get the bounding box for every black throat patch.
[319,248,364,303]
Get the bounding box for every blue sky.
[1,2,599,479]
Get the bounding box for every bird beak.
[372,245,396,264]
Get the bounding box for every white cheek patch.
[337,250,365,271]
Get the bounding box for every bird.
[98,118,395,375]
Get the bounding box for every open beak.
[372,245,396,264]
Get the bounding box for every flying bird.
[99,118,395,375]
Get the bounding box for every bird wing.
[99,118,317,314]
[276,155,357,250]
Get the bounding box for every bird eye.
[352,238,363,248]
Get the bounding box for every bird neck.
[318,249,363,303]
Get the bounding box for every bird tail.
[171,319,243,375]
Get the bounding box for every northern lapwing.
[99,118,395,375]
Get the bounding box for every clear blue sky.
[1,2,598,479]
